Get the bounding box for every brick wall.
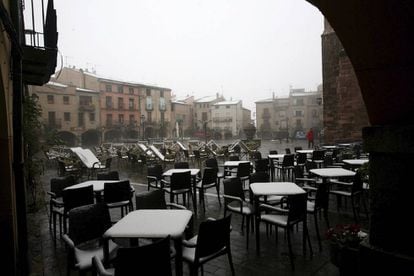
[322,21,370,144]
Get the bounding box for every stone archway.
[81,129,100,147]
[56,131,77,147]
[306,0,414,271]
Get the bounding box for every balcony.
[79,104,95,112]
[22,0,58,85]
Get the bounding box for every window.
[146,97,153,110]
[146,88,151,96]
[78,113,84,127]
[160,90,164,97]
[48,111,56,125]
[118,97,124,109]
[64,112,71,121]
[106,114,113,126]
[160,111,165,123]
[295,110,303,117]
[79,95,92,106]
[226,105,230,109]
[129,98,134,110]
[118,85,123,93]
[147,112,152,123]
[202,112,208,121]
[296,119,302,126]
[89,113,95,122]
[294,98,304,106]
[47,95,54,104]
[129,115,135,125]
[129,87,134,95]
[215,106,219,109]
[159,97,166,111]
[63,96,69,105]
[106,96,112,108]
[312,109,318,117]
[119,114,124,124]
[105,84,112,92]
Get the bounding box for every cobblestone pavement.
[28,139,368,275]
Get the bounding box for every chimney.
[216,93,219,99]
[273,92,275,99]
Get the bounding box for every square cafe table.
[162,168,200,213]
[103,209,193,276]
[250,182,306,254]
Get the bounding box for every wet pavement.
[27,139,369,275]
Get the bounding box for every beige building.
[29,81,101,146]
[193,94,225,133]
[51,67,173,141]
[211,100,251,139]
[171,96,194,138]
[256,87,323,139]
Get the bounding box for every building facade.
[256,87,323,140]
[48,67,173,142]
[29,82,101,146]
[193,94,225,134]
[171,96,194,138]
[211,100,246,139]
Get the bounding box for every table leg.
[103,237,109,265]
[254,196,260,255]
[174,238,184,276]
[192,175,197,214]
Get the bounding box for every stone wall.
[321,21,370,143]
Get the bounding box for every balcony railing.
[79,104,95,112]
[22,0,58,85]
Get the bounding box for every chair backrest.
[205,158,219,169]
[296,152,307,165]
[50,175,75,197]
[135,189,167,210]
[147,164,163,180]
[252,151,262,160]
[68,203,111,245]
[97,170,120,180]
[250,171,270,183]
[195,215,232,260]
[269,150,278,154]
[105,157,112,168]
[254,159,269,173]
[294,165,305,179]
[202,167,217,186]
[282,154,295,167]
[324,154,334,167]
[193,150,201,159]
[237,162,251,178]
[287,193,307,224]
[223,178,245,203]
[114,236,172,276]
[294,146,303,152]
[103,180,131,204]
[229,155,240,161]
[170,171,191,191]
[285,148,291,154]
[62,185,95,213]
[312,150,325,161]
[174,162,189,169]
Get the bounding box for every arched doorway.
[81,129,100,147]
[56,131,77,147]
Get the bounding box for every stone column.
[361,125,414,273]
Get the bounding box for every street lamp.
[140,114,145,140]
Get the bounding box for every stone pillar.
[361,125,414,273]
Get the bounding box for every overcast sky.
[52,0,323,115]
